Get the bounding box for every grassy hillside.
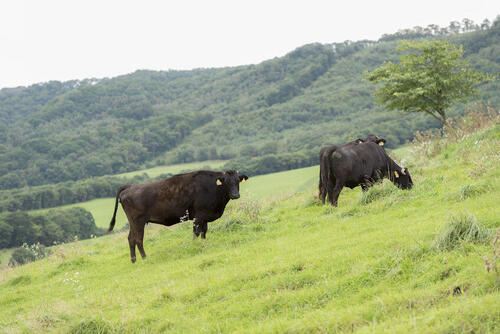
[0,121,498,333]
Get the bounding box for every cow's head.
[364,134,387,147]
[216,170,249,199]
[392,167,413,190]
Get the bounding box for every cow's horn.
[400,168,406,175]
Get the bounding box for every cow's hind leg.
[329,179,344,207]
[125,211,147,263]
[133,218,147,260]
[127,230,137,263]
[326,173,336,205]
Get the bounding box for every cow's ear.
[394,171,399,178]
[216,179,223,186]
[356,139,364,144]
[377,138,387,146]
[239,174,248,183]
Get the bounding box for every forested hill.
[1,19,499,189]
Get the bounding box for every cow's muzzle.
[230,193,240,199]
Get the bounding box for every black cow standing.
[319,135,386,204]
[108,170,248,263]
[321,141,412,206]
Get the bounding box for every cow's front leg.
[200,222,208,239]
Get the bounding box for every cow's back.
[332,142,389,182]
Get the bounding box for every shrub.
[9,242,50,266]
[434,213,494,251]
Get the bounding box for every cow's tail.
[108,185,131,233]
[318,150,324,195]
[324,147,337,202]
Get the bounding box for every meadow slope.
[0,124,499,333]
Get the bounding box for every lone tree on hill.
[364,40,492,125]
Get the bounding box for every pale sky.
[0,0,499,89]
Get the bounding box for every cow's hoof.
[131,257,136,263]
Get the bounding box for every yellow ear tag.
[241,178,246,183]
[216,179,222,186]
[394,171,399,178]
[358,140,363,144]
[379,142,384,146]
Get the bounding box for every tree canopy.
[364,40,493,124]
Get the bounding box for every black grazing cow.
[319,135,386,203]
[323,141,412,206]
[108,170,248,263]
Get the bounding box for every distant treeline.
[0,207,101,249]
[0,173,172,213]
[379,17,494,42]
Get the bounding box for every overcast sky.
[1,0,499,89]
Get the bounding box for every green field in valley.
[0,123,499,333]
[116,160,227,179]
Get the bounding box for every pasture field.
[0,124,499,333]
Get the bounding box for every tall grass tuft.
[458,183,488,200]
[434,213,493,251]
[69,318,118,334]
[357,182,396,205]
[212,200,263,232]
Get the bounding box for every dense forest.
[0,18,499,192]
[0,207,102,249]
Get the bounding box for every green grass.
[1,125,499,333]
